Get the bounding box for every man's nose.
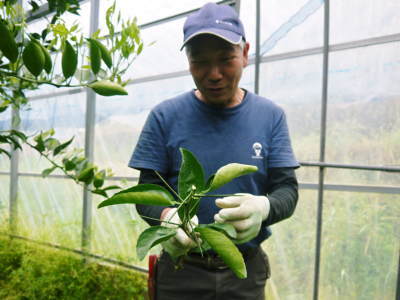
[207,65,223,81]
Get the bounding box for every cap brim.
[180,28,242,51]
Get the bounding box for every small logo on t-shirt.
[252,142,263,159]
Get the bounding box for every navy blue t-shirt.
[129,90,299,247]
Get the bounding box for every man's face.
[186,35,249,108]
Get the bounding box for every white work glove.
[161,208,198,258]
[214,193,270,244]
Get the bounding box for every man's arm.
[264,167,299,226]
[136,169,170,226]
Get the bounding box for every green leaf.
[137,42,143,55]
[88,38,101,74]
[102,185,121,191]
[0,136,9,143]
[200,223,237,239]
[62,158,75,171]
[0,148,11,158]
[30,1,40,11]
[10,130,27,141]
[71,156,86,170]
[53,136,74,156]
[7,135,21,150]
[178,148,205,201]
[136,226,176,261]
[195,227,247,279]
[77,167,95,184]
[42,166,57,178]
[70,23,79,33]
[90,39,112,68]
[204,163,258,193]
[92,189,108,198]
[44,137,60,151]
[33,134,45,152]
[97,184,176,208]
[62,40,77,79]
[38,129,55,139]
[105,2,115,36]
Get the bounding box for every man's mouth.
[208,87,224,93]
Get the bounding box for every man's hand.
[214,193,270,244]
[161,208,198,258]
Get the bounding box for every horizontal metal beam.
[138,0,235,30]
[330,33,400,52]
[300,183,400,195]
[29,87,84,101]
[257,33,400,63]
[26,0,88,23]
[299,161,400,173]
[26,0,234,26]
[132,70,190,85]
[1,232,148,273]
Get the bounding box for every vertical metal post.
[396,250,400,300]
[234,0,241,13]
[9,107,20,234]
[254,0,261,95]
[81,0,100,254]
[313,0,330,299]
[9,0,23,235]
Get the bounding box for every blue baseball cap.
[181,2,246,50]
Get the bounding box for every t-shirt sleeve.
[128,109,169,173]
[268,109,300,168]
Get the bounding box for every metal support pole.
[9,107,20,234]
[81,0,100,254]
[254,0,261,94]
[234,0,241,13]
[396,249,400,300]
[313,0,330,299]
[9,0,23,235]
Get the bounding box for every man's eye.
[221,56,234,62]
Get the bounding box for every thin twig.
[140,215,180,227]
[0,70,87,88]
[154,170,183,202]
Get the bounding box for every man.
[129,3,299,299]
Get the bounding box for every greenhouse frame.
[0,0,399,299]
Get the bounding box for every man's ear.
[243,42,250,67]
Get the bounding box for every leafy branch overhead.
[0,1,146,183]
[0,128,122,198]
[98,148,258,279]
[0,0,144,99]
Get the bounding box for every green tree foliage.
[0,0,145,197]
[99,148,258,279]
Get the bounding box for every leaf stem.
[154,170,183,202]
[140,215,180,226]
[25,140,78,182]
[0,70,93,88]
